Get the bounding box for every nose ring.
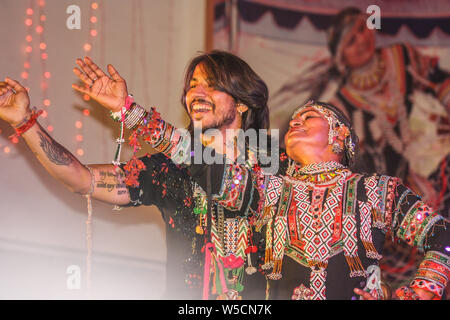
[291,120,303,127]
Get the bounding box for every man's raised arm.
[0,78,130,206]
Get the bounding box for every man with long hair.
[0,50,278,299]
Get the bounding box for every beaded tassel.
[267,259,283,280]
[262,216,274,270]
[372,207,385,228]
[359,200,382,260]
[112,121,125,167]
[308,260,328,269]
[345,255,366,277]
[111,95,134,166]
[263,247,273,270]
[112,121,125,212]
[245,253,257,275]
[268,215,288,279]
[254,205,272,232]
[111,97,131,211]
[244,227,257,275]
[362,240,382,260]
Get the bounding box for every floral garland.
[120,107,163,187]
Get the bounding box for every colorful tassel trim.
[245,253,257,275]
[262,216,274,269]
[372,208,385,229]
[362,240,382,260]
[308,260,328,269]
[345,254,367,278]
[267,259,283,280]
[262,248,274,270]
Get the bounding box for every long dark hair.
[181,50,270,132]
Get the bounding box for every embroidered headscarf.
[291,100,359,167]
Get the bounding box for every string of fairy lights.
[2,0,48,153]
[25,0,52,132]
[1,1,99,159]
[1,1,101,294]
[75,1,99,158]
[0,0,202,298]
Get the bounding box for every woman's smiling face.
[285,107,330,162]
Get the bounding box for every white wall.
[0,0,206,299]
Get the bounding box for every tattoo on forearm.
[99,171,125,180]
[38,131,74,166]
[97,170,127,195]
[96,182,127,192]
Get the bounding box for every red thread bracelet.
[121,95,135,122]
[9,108,43,141]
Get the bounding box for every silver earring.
[332,142,343,154]
[287,158,295,175]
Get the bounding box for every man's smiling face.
[185,63,238,131]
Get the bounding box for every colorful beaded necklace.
[285,161,348,186]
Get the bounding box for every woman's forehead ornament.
[292,100,342,144]
[291,100,356,157]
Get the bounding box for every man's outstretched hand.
[72,56,128,112]
[0,78,31,127]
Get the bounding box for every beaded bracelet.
[409,250,449,299]
[123,103,147,130]
[410,279,443,299]
[9,107,43,141]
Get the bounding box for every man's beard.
[204,108,236,131]
[191,105,237,132]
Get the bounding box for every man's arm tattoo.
[38,131,74,166]
[97,170,127,194]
